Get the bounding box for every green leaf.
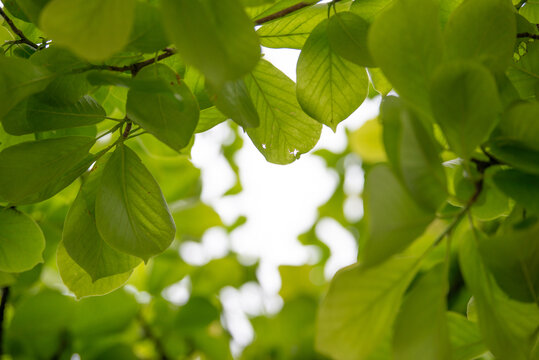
[478,219,539,303]
[126,64,199,151]
[443,0,516,71]
[40,0,136,61]
[498,102,539,152]
[257,1,351,49]
[459,229,539,360]
[3,95,105,135]
[63,156,141,281]
[0,56,51,120]
[368,0,443,110]
[393,264,451,360]
[161,0,260,87]
[430,62,502,159]
[368,68,392,96]
[0,208,45,273]
[195,107,228,133]
[447,312,487,360]
[95,144,176,261]
[507,41,539,100]
[350,0,394,23]
[520,1,539,23]
[381,97,447,211]
[0,136,95,204]
[15,0,51,24]
[361,165,434,268]
[493,169,539,214]
[173,201,223,239]
[207,79,259,128]
[327,11,375,67]
[297,18,368,131]
[487,139,539,175]
[125,1,169,53]
[316,255,421,360]
[244,60,322,164]
[57,241,132,299]
[348,117,387,164]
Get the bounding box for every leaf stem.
[0,287,9,356]
[0,7,38,49]
[87,48,176,74]
[517,32,539,40]
[255,0,342,25]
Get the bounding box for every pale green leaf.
[350,0,394,23]
[297,18,368,131]
[498,102,539,152]
[95,144,176,261]
[195,107,228,133]
[161,0,260,87]
[444,0,516,71]
[3,95,105,135]
[0,136,95,204]
[520,1,539,23]
[393,264,451,360]
[245,60,322,164]
[0,208,45,273]
[368,68,392,96]
[447,312,487,360]
[430,62,501,159]
[316,255,421,360]
[57,241,132,299]
[368,0,443,110]
[348,117,387,163]
[40,0,136,61]
[125,1,168,53]
[361,165,434,267]
[126,64,199,151]
[207,79,260,128]
[507,41,539,100]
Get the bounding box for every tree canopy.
[0,0,538,359]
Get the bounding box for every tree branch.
[89,48,176,74]
[0,287,10,356]
[255,0,342,25]
[517,32,539,40]
[0,7,38,49]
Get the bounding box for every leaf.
[350,0,394,23]
[195,107,228,133]
[0,56,51,120]
[430,62,502,159]
[40,0,136,61]
[63,156,141,281]
[125,1,168,53]
[520,1,539,23]
[244,60,322,164]
[361,165,434,268]
[368,0,443,110]
[0,136,95,204]
[0,208,45,273]
[381,97,447,211]
[507,41,539,100]
[257,1,351,49]
[297,18,368,131]
[348,117,387,164]
[95,144,176,261]
[493,169,539,214]
[316,255,421,360]
[498,102,539,152]
[3,95,105,135]
[57,241,132,299]
[173,201,223,239]
[487,139,539,176]
[459,229,539,360]
[368,68,392,96]
[447,312,487,360]
[443,0,516,72]
[327,11,375,67]
[161,0,260,87]
[15,0,51,24]
[126,64,199,151]
[478,219,539,303]
[207,79,260,128]
[393,264,451,360]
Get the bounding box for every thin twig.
[0,8,38,49]
[255,0,342,25]
[89,48,176,74]
[517,32,539,40]
[138,313,169,360]
[0,287,10,356]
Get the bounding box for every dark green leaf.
[327,11,374,67]
[95,144,176,261]
[0,136,95,204]
[493,169,539,214]
[0,208,45,273]
[127,64,199,151]
[498,101,539,152]
[125,1,169,53]
[207,79,259,128]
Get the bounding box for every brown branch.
[255,0,342,25]
[517,32,539,40]
[90,48,177,74]
[0,7,38,49]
